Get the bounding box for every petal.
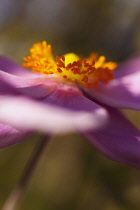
[0,89,108,134]
[43,84,109,130]
[0,123,31,149]
[83,70,140,110]
[0,70,59,98]
[84,108,140,169]
[0,78,17,95]
[43,84,105,112]
[115,57,140,78]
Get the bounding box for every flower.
[0,41,140,168]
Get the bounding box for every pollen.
[23,41,117,87]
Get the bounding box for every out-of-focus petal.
[0,123,31,149]
[115,57,140,78]
[0,70,60,98]
[0,91,108,134]
[42,84,109,130]
[83,70,140,110]
[44,84,105,112]
[0,78,17,95]
[84,108,140,169]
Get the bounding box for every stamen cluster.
[23,41,117,87]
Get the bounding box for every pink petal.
[0,78,17,95]
[0,94,108,134]
[0,123,31,149]
[83,70,140,110]
[43,84,105,112]
[115,57,140,78]
[0,70,59,98]
[84,108,140,169]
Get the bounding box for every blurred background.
[0,0,140,209]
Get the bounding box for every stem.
[2,135,49,210]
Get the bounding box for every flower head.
[23,41,117,87]
[0,41,140,169]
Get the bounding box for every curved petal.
[84,108,140,169]
[0,123,31,149]
[83,70,140,110]
[0,78,17,95]
[43,84,106,112]
[0,70,59,98]
[114,57,140,78]
[0,88,108,134]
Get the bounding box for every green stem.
[1,135,49,210]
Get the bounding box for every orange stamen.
[23,41,117,88]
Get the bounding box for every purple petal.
[0,123,31,149]
[0,70,60,98]
[0,78,17,95]
[43,84,105,112]
[83,70,140,110]
[115,57,140,78]
[84,108,140,169]
[0,89,108,134]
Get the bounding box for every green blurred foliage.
[0,0,140,209]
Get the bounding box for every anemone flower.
[0,41,140,168]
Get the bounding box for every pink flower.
[0,41,140,168]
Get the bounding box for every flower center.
[23,41,117,87]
